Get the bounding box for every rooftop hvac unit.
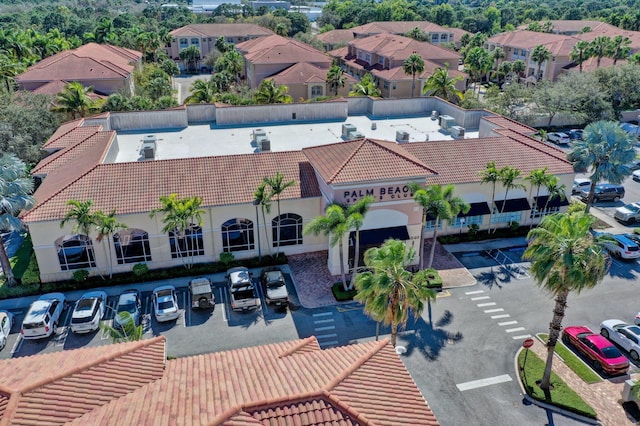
[431,110,438,120]
[451,126,465,138]
[439,115,456,130]
[256,136,271,152]
[141,135,156,160]
[396,130,410,143]
[342,123,357,138]
[253,129,267,142]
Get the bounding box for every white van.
[21,293,66,340]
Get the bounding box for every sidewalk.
[523,337,639,426]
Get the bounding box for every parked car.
[70,291,107,334]
[547,132,571,145]
[0,311,13,350]
[152,285,180,322]
[614,203,640,224]
[566,129,584,140]
[625,160,640,171]
[21,293,66,340]
[260,267,290,307]
[189,277,214,310]
[634,169,640,181]
[580,183,625,203]
[562,325,629,375]
[226,267,259,312]
[600,319,640,361]
[601,233,640,259]
[114,290,142,329]
[572,178,591,195]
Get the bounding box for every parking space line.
[491,314,510,319]
[471,296,490,301]
[465,290,484,295]
[505,327,526,333]
[512,334,532,340]
[183,292,188,328]
[456,374,512,391]
[55,307,73,346]
[11,335,23,355]
[219,288,228,322]
[477,302,496,307]
[498,321,518,326]
[484,308,504,313]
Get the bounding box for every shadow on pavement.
[476,265,520,289]
[398,309,463,360]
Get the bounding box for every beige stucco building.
[23,99,574,283]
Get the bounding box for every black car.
[580,184,625,203]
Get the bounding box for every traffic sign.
[522,338,534,349]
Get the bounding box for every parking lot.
[0,273,301,359]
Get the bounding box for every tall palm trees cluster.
[253,172,296,259]
[570,35,632,72]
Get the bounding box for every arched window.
[114,229,152,264]
[169,225,204,259]
[272,213,302,247]
[222,218,254,252]
[56,235,95,271]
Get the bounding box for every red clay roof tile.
[169,23,273,38]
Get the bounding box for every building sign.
[339,185,415,204]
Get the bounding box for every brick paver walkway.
[527,338,639,425]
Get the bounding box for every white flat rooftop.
[112,115,478,163]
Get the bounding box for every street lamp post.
[253,199,262,261]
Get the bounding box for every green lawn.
[9,233,33,279]
[519,349,597,418]
[539,333,602,384]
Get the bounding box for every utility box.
[396,130,410,143]
[431,110,438,120]
[451,126,465,138]
[439,115,456,130]
[141,135,156,160]
[256,136,271,152]
[342,123,357,138]
[253,129,267,142]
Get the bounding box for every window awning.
[458,202,491,217]
[350,226,410,246]
[534,195,569,208]
[494,198,531,212]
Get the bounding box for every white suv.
[601,234,640,260]
[21,293,66,340]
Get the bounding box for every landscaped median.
[539,333,602,384]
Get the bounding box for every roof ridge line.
[322,390,373,425]
[327,138,368,183]
[323,339,390,391]
[34,128,106,173]
[277,336,319,358]
[43,119,87,148]
[495,129,571,164]
[18,336,165,394]
[367,138,437,173]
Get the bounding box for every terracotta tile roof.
[575,27,640,51]
[403,134,573,185]
[372,59,465,81]
[270,62,357,85]
[316,29,355,45]
[303,138,437,185]
[169,23,273,38]
[16,43,141,85]
[237,35,332,66]
[32,130,114,175]
[565,55,626,72]
[0,337,166,426]
[348,33,460,62]
[42,119,86,150]
[517,20,618,33]
[482,115,536,136]
[23,150,321,222]
[67,338,438,426]
[328,46,349,58]
[447,27,472,43]
[488,30,574,50]
[31,80,67,96]
[352,21,453,37]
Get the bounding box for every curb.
[514,345,603,425]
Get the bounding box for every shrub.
[509,221,520,231]
[132,263,149,277]
[21,253,41,286]
[468,223,479,235]
[72,269,89,282]
[219,252,235,268]
[423,268,443,290]
[331,282,356,301]
[567,200,586,214]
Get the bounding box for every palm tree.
[464,47,492,94]
[542,176,567,212]
[54,82,100,119]
[349,72,381,97]
[405,27,427,41]
[410,183,469,269]
[354,239,436,347]
[346,195,375,286]
[0,55,24,93]
[0,154,35,286]
[590,36,611,68]
[263,172,296,257]
[402,53,425,98]
[497,165,525,230]
[490,47,505,74]
[422,66,463,104]
[218,50,243,85]
[523,212,608,390]
[326,65,346,96]
[496,61,512,86]
[94,210,127,279]
[185,79,216,104]
[479,162,501,233]
[150,194,205,268]
[254,79,293,104]
[304,204,349,291]
[525,167,552,226]
[530,45,551,80]
[570,40,592,73]
[179,45,201,73]
[60,200,95,236]
[569,120,636,213]
[511,59,526,81]
[607,35,632,65]
[100,312,143,343]
[253,181,273,257]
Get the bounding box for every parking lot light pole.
[253,199,262,261]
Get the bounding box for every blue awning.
[350,226,410,246]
